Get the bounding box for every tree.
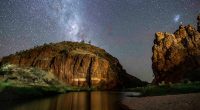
[88,40,91,44]
[80,39,85,43]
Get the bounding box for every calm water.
[2,92,132,110]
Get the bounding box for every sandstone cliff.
[152,15,200,84]
[0,41,143,89]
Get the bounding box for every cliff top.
[152,14,200,84]
[4,41,119,65]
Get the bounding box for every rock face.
[0,41,143,89]
[152,17,200,84]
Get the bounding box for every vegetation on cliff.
[0,64,66,100]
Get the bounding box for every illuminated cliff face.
[49,50,111,88]
[152,23,200,84]
[0,41,143,89]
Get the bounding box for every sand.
[121,93,200,110]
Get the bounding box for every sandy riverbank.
[121,93,200,110]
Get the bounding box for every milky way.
[0,0,200,82]
[47,0,84,41]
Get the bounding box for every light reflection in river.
[10,92,125,110]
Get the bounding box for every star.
[0,0,200,82]
[174,15,180,23]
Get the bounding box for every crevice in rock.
[86,57,93,88]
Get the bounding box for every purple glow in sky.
[0,0,200,82]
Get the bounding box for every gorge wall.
[152,15,200,84]
[0,41,144,89]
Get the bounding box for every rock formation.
[0,41,144,89]
[198,14,200,32]
[152,15,200,84]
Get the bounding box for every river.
[1,91,135,110]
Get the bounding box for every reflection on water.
[8,92,125,110]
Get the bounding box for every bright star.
[174,15,180,22]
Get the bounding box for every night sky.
[0,0,200,82]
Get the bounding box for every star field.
[0,0,200,82]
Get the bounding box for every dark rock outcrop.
[152,15,200,84]
[0,41,144,89]
[197,14,200,32]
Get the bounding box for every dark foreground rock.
[0,41,145,89]
[121,93,200,110]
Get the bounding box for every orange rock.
[0,41,144,89]
[152,16,200,84]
